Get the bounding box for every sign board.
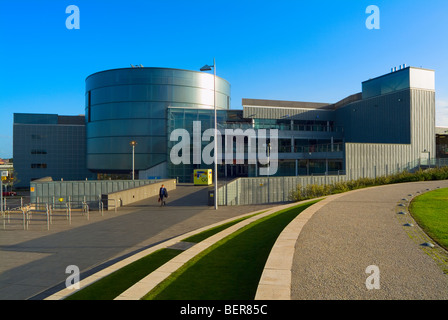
[420,152,430,166]
[194,169,213,186]
[1,171,8,177]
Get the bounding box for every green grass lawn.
[65,248,182,300]
[143,200,319,300]
[409,188,448,251]
[64,210,266,300]
[181,211,265,243]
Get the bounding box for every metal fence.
[218,175,347,206]
[2,180,157,231]
[217,159,448,206]
[30,179,157,208]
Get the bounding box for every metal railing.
[2,195,118,231]
[293,143,344,153]
[254,124,344,133]
[217,158,448,206]
[216,122,344,133]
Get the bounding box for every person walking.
[159,184,168,206]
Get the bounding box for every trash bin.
[208,190,214,206]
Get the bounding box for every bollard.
[46,204,50,230]
[22,209,28,230]
[68,202,71,225]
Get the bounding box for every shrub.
[290,166,448,202]
[330,181,350,194]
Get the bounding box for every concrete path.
[256,180,448,300]
[0,184,277,300]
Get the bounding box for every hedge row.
[290,167,448,201]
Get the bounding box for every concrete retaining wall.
[103,179,176,209]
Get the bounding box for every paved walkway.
[0,184,277,300]
[256,180,448,300]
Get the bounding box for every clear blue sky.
[1,0,447,159]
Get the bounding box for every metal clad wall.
[243,106,334,121]
[13,120,95,188]
[30,179,158,204]
[345,143,412,179]
[411,89,435,156]
[218,175,347,205]
[335,89,411,144]
[344,88,435,179]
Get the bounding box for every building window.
[31,149,47,155]
[31,163,47,169]
[88,91,92,122]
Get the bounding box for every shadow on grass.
[64,209,267,300]
[143,200,319,300]
[65,248,182,300]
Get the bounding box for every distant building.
[13,113,95,188]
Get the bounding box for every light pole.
[200,58,218,210]
[130,140,137,180]
[267,142,270,203]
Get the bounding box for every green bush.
[290,166,448,202]
[330,181,350,194]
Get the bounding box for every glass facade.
[83,67,349,182]
[167,108,250,182]
[85,67,231,174]
[167,107,345,182]
[253,119,341,132]
[362,68,411,99]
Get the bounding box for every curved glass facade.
[85,67,231,173]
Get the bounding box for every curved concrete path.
[256,180,448,300]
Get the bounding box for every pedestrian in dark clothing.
[159,185,168,206]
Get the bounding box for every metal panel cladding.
[85,67,231,173]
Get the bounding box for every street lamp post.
[130,140,137,180]
[267,142,270,203]
[200,58,218,210]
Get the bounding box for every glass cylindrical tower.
[85,67,231,174]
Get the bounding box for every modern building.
[13,113,95,188]
[240,66,436,180]
[85,66,231,182]
[13,65,441,188]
